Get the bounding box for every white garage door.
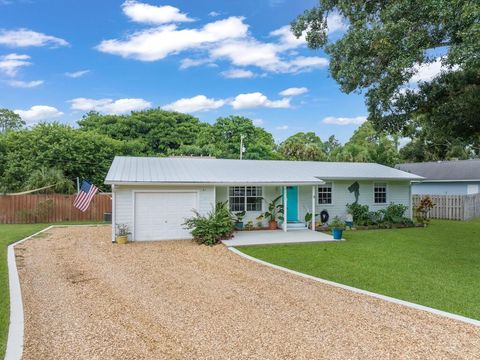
[134,191,198,241]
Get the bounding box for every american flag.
[73,180,98,212]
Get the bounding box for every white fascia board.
[106,180,325,186]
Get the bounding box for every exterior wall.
[216,180,412,225]
[216,185,281,226]
[310,180,412,222]
[113,184,215,240]
[412,182,480,196]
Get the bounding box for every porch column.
[283,186,287,232]
[312,185,316,232]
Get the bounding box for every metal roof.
[105,156,423,185]
[396,160,480,181]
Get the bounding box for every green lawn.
[0,221,105,359]
[240,219,480,320]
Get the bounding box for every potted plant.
[257,195,284,230]
[329,216,345,240]
[116,224,130,244]
[304,212,318,230]
[233,211,246,230]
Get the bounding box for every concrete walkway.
[222,229,338,247]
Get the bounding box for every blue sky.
[0,0,370,143]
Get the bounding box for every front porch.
[217,183,322,232]
[222,229,337,247]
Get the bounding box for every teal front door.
[286,186,298,221]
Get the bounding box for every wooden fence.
[412,193,480,221]
[0,193,112,224]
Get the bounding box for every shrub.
[346,203,370,225]
[183,201,234,245]
[329,216,346,230]
[368,210,385,225]
[384,203,408,222]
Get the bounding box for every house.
[105,156,422,241]
[396,160,480,196]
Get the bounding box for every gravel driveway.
[16,226,480,359]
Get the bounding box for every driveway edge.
[228,247,480,327]
[5,224,107,360]
[5,226,54,360]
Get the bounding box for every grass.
[240,219,480,320]
[0,221,105,358]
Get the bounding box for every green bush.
[346,203,370,225]
[384,203,408,224]
[183,201,234,245]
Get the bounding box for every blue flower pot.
[332,228,343,240]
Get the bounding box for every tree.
[24,167,75,194]
[200,116,278,159]
[292,0,480,138]
[0,108,25,133]
[78,109,204,154]
[279,132,325,161]
[336,121,399,166]
[395,67,480,159]
[0,122,144,192]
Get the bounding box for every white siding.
[216,186,281,226]
[302,180,411,222]
[114,185,215,240]
[113,181,411,239]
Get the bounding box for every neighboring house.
[105,157,422,241]
[396,160,480,196]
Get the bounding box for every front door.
[286,186,298,222]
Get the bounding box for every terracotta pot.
[268,220,278,230]
[116,235,128,244]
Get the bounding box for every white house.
[396,160,480,195]
[105,156,423,241]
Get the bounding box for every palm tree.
[24,167,75,194]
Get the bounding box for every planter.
[116,235,128,244]
[234,221,244,230]
[332,228,343,240]
[268,220,278,230]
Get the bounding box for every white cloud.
[0,28,68,47]
[221,68,255,78]
[6,79,43,88]
[276,125,288,130]
[409,57,458,84]
[69,97,151,114]
[279,87,308,97]
[14,105,63,123]
[270,26,305,50]
[0,53,31,76]
[208,11,220,17]
[96,3,329,75]
[210,39,328,73]
[65,69,90,78]
[286,56,329,72]
[326,13,348,34]
[231,92,290,109]
[122,1,193,24]
[179,58,215,69]
[323,116,367,125]
[162,95,225,113]
[252,118,264,126]
[97,16,248,61]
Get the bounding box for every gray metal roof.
[105,156,422,185]
[396,160,480,181]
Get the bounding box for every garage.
[133,191,199,241]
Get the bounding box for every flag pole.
[76,177,80,193]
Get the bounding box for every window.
[229,186,263,212]
[318,183,332,204]
[374,183,387,204]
